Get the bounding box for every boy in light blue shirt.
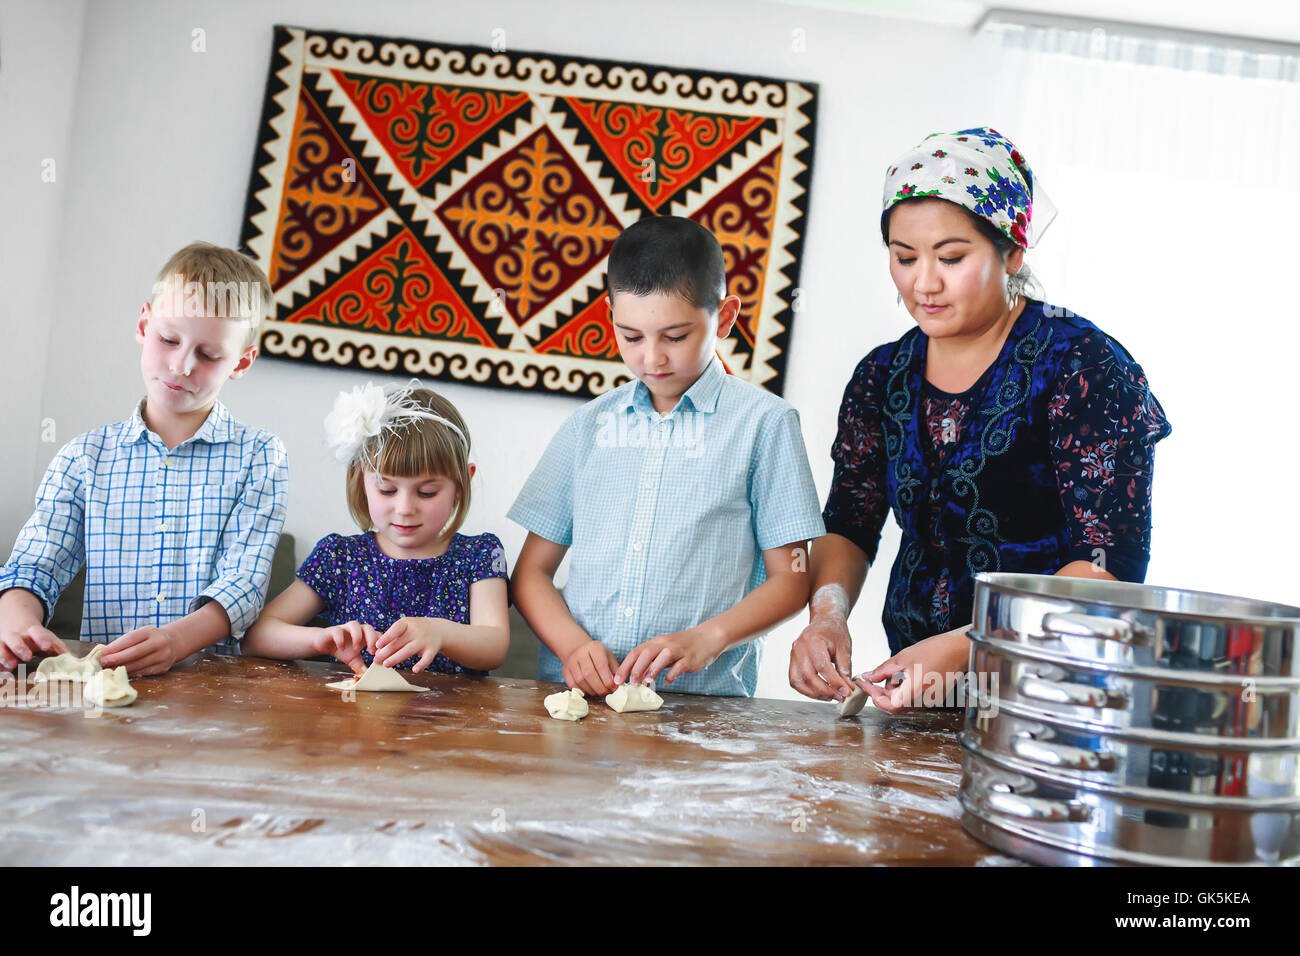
[0,242,288,676]
[509,217,824,697]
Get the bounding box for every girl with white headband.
[244,381,510,676]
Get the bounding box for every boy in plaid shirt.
[0,242,288,675]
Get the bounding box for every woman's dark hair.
[607,215,726,310]
[880,199,1020,261]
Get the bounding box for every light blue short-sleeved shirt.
[508,355,825,696]
[0,399,289,649]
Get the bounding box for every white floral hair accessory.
[324,379,470,470]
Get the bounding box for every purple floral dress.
[822,299,1172,654]
[296,531,509,674]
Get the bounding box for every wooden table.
[0,642,1019,865]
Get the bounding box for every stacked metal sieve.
[959,573,1300,866]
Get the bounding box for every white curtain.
[982,32,1300,606]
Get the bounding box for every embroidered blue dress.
[823,299,1172,654]
[296,531,509,674]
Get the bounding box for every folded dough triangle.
[326,662,422,692]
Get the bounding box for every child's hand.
[562,639,620,697]
[0,623,67,671]
[616,626,722,688]
[103,626,177,676]
[313,621,376,674]
[373,617,446,673]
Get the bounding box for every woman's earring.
[1005,269,1023,310]
[896,293,903,306]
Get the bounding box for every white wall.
[10,0,1296,700]
[0,0,87,541]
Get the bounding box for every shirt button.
[161,457,174,468]
[624,606,634,617]
[156,593,166,603]
[157,523,169,533]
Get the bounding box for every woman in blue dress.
[788,127,1172,712]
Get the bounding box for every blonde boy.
[0,242,288,675]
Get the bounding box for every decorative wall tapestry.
[240,25,817,397]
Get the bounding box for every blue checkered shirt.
[508,355,825,696]
[0,400,288,650]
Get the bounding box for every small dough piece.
[544,688,589,721]
[83,666,137,707]
[838,686,868,718]
[605,682,663,713]
[326,662,421,692]
[34,644,105,683]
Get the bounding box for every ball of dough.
[544,687,589,721]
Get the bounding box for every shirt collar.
[124,400,150,444]
[619,354,727,416]
[125,398,234,446]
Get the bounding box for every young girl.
[244,381,510,675]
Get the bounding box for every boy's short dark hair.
[606,216,726,311]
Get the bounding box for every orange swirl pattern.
[241,26,815,397]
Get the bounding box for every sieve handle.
[1012,733,1117,772]
[1037,611,1137,644]
[983,788,1092,822]
[1018,675,1126,709]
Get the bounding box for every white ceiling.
[773,0,1300,45]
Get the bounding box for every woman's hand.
[858,626,972,714]
[789,616,857,702]
[373,617,448,672]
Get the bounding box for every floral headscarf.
[881,127,1056,249]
